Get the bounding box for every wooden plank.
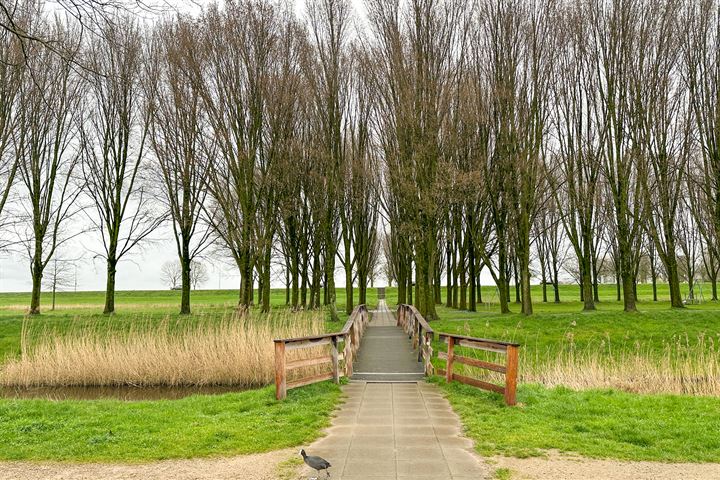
[456,338,509,354]
[286,356,332,370]
[344,336,353,377]
[340,306,361,334]
[285,337,332,350]
[275,341,286,400]
[454,355,506,373]
[451,373,505,394]
[437,368,446,376]
[276,333,339,344]
[505,345,519,406]
[287,372,334,390]
[438,333,520,348]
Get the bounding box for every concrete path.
[351,301,425,382]
[299,382,489,479]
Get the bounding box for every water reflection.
[0,384,249,401]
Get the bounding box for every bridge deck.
[351,300,425,382]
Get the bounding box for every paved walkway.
[300,302,488,479]
[299,382,489,479]
[351,301,425,382]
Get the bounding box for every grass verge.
[431,377,720,463]
[0,382,342,462]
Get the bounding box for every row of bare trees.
[376,0,720,318]
[2,0,720,318]
[0,0,381,315]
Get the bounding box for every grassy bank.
[432,378,720,463]
[0,381,342,462]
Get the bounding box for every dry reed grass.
[522,334,720,396]
[456,334,720,396]
[1,310,328,387]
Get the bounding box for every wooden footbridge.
[274,296,520,405]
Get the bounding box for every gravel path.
[493,452,720,479]
[0,449,296,480]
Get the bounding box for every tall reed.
[451,333,720,396]
[2,310,327,387]
[521,334,720,396]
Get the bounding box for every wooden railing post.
[331,336,339,384]
[416,323,422,361]
[274,341,287,400]
[345,333,353,377]
[423,332,433,375]
[446,336,455,383]
[505,345,518,406]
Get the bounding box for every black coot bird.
[300,449,331,479]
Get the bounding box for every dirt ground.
[492,451,720,480]
[0,449,298,480]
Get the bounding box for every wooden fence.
[397,304,434,375]
[273,305,369,400]
[437,333,519,406]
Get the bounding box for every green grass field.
[0,381,342,462]
[432,379,720,463]
[0,283,718,463]
[386,282,720,360]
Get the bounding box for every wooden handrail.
[437,332,519,406]
[274,305,369,400]
[437,333,519,347]
[397,304,434,375]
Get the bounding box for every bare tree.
[194,1,305,313]
[686,0,720,302]
[191,260,208,290]
[146,18,212,315]
[0,16,24,246]
[548,2,603,311]
[632,0,687,308]
[306,0,352,318]
[160,260,180,289]
[677,204,702,301]
[367,0,467,320]
[42,253,78,310]
[14,22,84,314]
[587,0,644,312]
[81,17,162,315]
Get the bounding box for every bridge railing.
[397,304,434,375]
[273,305,369,400]
[437,333,519,406]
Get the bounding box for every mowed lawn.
[0,382,343,462]
[0,284,719,463]
[386,282,720,358]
